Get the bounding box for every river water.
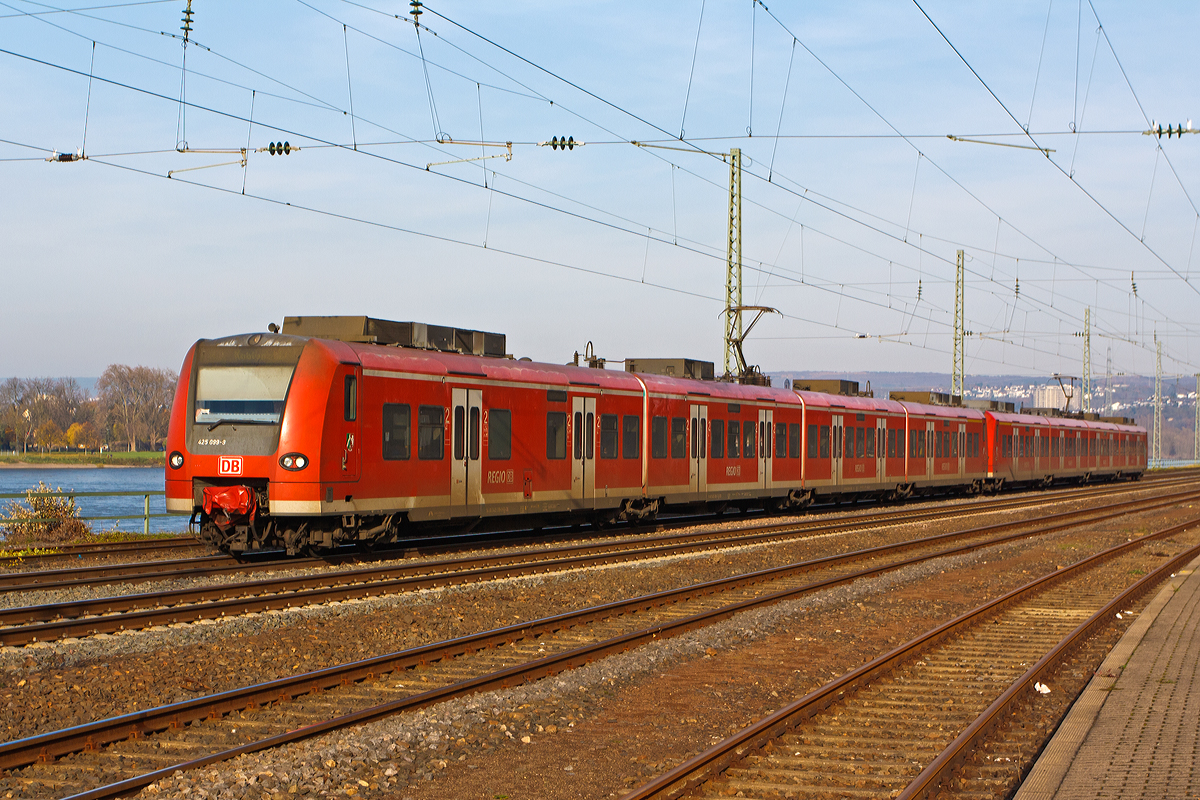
[0,467,187,535]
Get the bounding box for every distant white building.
[1032,385,1079,411]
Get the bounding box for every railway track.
[1,475,1175,593]
[3,469,1187,574]
[624,523,1200,799]
[2,480,1195,646]
[1,486,1196,800]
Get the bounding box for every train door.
[831,414,844,486]
[957,423,966,477]
[925,421,935,477]
[759,409,771,489]
[326,364,362,483]
[690,404,708,495]
[571,396,596,507]
[451,388,483,510]
[876,419,887,481]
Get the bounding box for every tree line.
[0,365,177,453]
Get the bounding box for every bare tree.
[97,365,177,451]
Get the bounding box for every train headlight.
[280,453,308,471]
[169,451,184,469]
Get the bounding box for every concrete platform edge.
[1012,553,1200,800]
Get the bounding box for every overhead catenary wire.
[679,0,706,140]
[910,0,1200,299]
[421,0,1183,338]
[342,25,357,150]
[3,7,1195,374]
[80,39,95,155]
[0,28,1171,357]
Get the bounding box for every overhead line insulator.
[1144,119,1196,138]
[539,136,584,150]
[180,1,194,43]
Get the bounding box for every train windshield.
[194,365,295,424]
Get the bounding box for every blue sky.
[2,1,1198,382]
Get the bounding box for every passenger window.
[652,416,669,459]
[728,420,740,459]
[417,405,444,460]
[574,411,583,460]
[453,405,466,461]
[710,419,725,458]
[951,431,958,458]
[865,427,874,458]
[855,427,864,459]
[469,407,480,461]
[807,424,818,459]
[622,415,640,459]
[344,375,357,422]
[599,414,618,459]
[546,412,567,459]
[382,403,411,460]
[489,409,511,460]
[887,429,895,459]
[671,417,687,459]
[744,421,755,459]
[776,423,787,459]
[898,429,905,458]
[820,425,830,459]
[586,412,594,460]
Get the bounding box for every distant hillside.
[770,370,1198,458]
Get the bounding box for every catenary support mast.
[1082,307,1091,412]
[952,249,965,401]
[724,148,743,377]
[1153,337,1163,466]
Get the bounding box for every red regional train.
[164,317,1148,556]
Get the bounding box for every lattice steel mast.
[1105,347,1113,414]
[724,148,743,377]
[1153,336,1163,466]
[951,249,965,401]
[1082,307,1091,412]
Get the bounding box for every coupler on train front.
[197,484,273,555]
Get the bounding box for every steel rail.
[3,485,1195,645]
[622,522,1200,800]
[2,484,1195,643]
[4,489,1196,791]
[1,474,1176,593]
[897,537,1200,798]
[0,468,1184,570]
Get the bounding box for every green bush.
[1,481,92,544]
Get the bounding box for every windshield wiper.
[205,418,275,430]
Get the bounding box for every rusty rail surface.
[2,489,1196,800]
[2,482,1195,645]
[624,520,1200,800]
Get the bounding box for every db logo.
[218,456,243,476]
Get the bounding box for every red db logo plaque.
[218,456,243,477]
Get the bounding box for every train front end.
[165,331,318,555]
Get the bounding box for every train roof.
[988,410,1145,433]
[217,333,1146,435]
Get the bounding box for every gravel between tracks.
[1,492,1195,800]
